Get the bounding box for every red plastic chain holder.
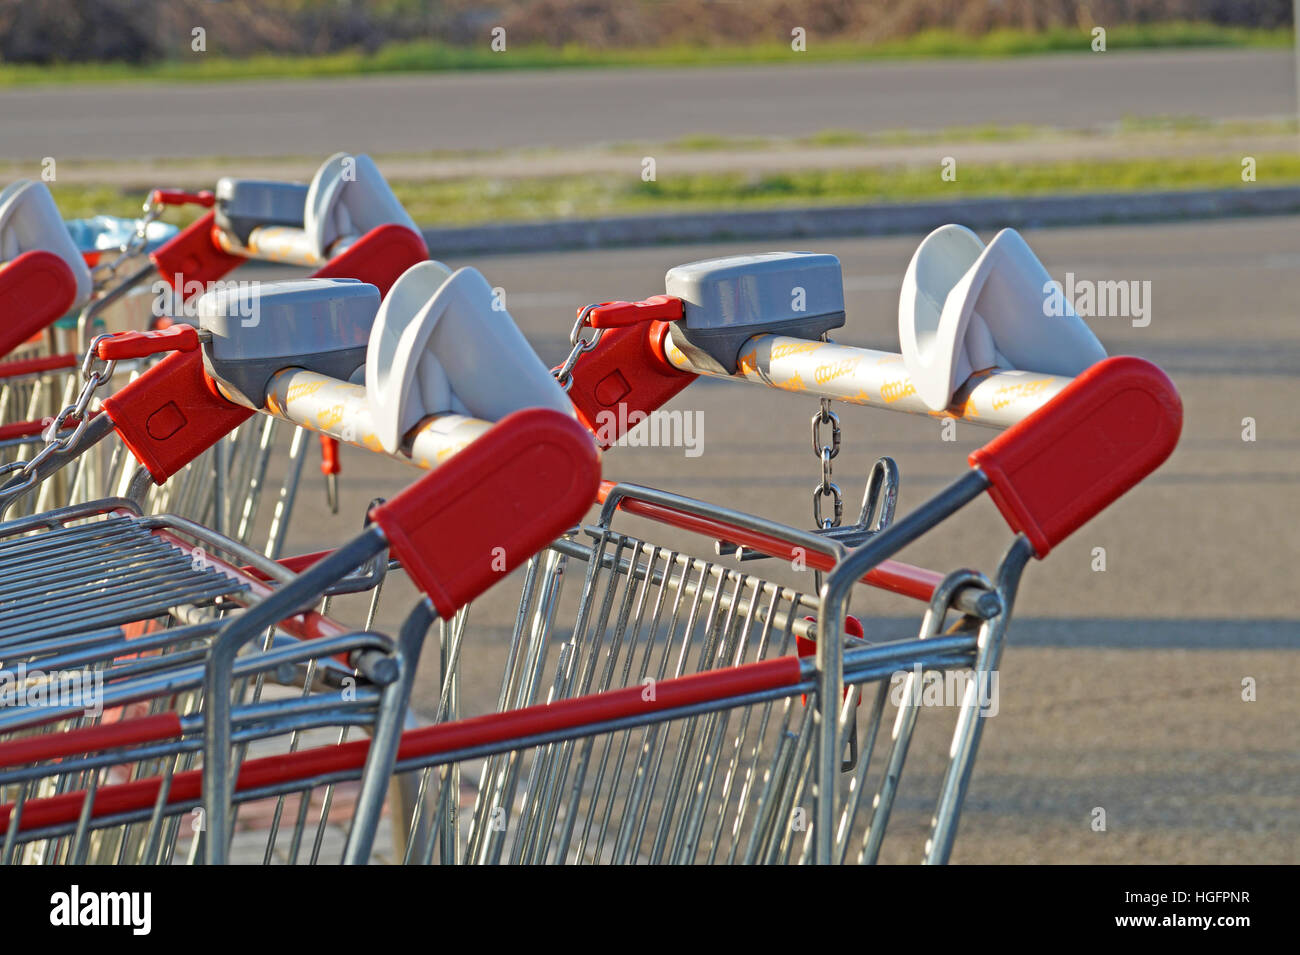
[149,189,215,209]
[370,408,602,619]
[102,349,254,485]
[96,325,198,361]
[310,224,429,297]
[0,250,78,358]
[567,299,697,450]
[587,295,683,329]
[969,355,1182,558]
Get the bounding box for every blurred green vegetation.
[44,154,1300,227]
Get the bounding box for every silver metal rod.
[249,368,494,471]
[664,328,1072,430]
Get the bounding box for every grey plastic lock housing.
[214,178,309,244]
[664,252,846,372]
[199,277,378,408]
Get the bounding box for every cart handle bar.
[597,355,1180,578]
[150,213,426,298]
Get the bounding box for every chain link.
[0,335,117,498]
[551,304,607,392]
[811,395,842,529]
[90,196,165,288]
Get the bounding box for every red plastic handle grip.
[310,223,428,297]
[369,408,601,618]
[587,295,683,329]
[149,188,215,208]
[0,250,78,359]
[150,210,246,293]
[969,355,1182,558]
[96,325,199,360]
[103,349,255,484]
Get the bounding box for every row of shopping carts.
[0,155,1182,864]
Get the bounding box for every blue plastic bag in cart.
[64,214,179,254]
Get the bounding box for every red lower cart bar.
[0,411,97,443]
[0,353,78,381]
[0,655,802,835]
[0,713,183,769]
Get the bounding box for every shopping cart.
[0,263,599,863]
[342,240,1178,864]
[0,155,429,550]
[0,347,1178,865]
[0,402,600,865]
[0,230,1181,865]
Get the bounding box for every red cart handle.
[587,295,683,329]
[149,189,216,208]
[0,250,78,359]
[970,355,1182,558]
[96,325,199,361]
[369,408,601,619]
[311,223,429,298]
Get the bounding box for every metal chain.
[90,196,165,287]
[811,395,842,529]
[0,334,117,496]
[551,304,607,391]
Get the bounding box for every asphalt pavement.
[0,49,1294,160]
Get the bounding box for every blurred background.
[2,0,1298,224]
[1,1,1296,864]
